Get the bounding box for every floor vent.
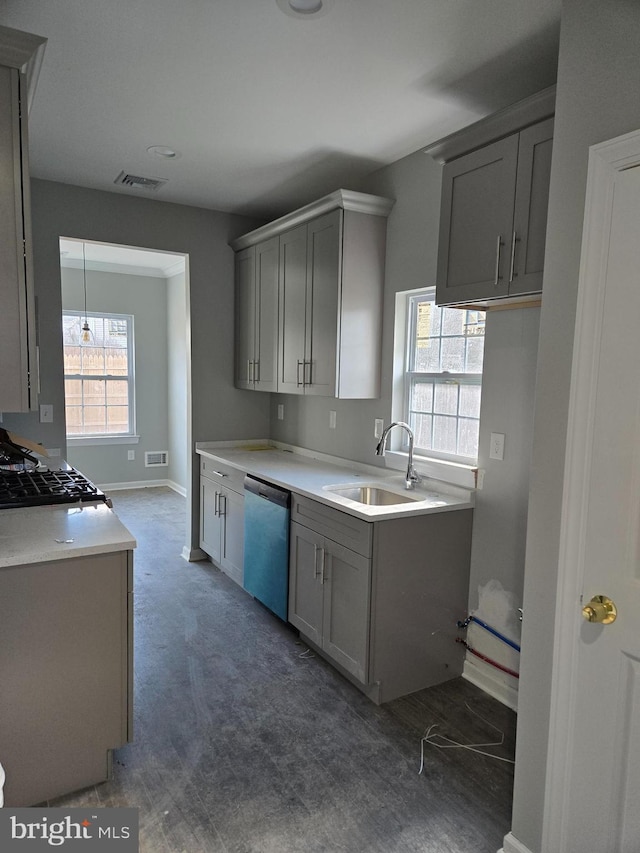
[145,451,169,467]
[114,171,167,192]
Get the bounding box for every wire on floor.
[418,702,515,774]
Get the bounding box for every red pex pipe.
[456,638,520,679]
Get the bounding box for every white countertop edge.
[195,441,474,521]
[0,503,136,569]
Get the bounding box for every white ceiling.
[59,238,186,277]
[1,0,560,220]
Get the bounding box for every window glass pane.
[410,380,433,414]
[414,338,440,372]
[412,413,432,450]
[459,384,481,418]
[83,406,107,432]
[105,348,128,375]
[433,415,457,454]
[65,406,83,434]
[64,379,82,406]
[434,382,459,415]
[441,337,465,371]
[106,380,129,406]
[458,418,480,458]
[106,406,129,433]
[465,336,485,373]
[442,310,464,336]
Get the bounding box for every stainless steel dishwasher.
[243,475,291,621]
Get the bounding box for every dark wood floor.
[49,487,516,853]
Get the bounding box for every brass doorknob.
[582,595,617,624]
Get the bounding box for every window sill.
[384,449,477,490]
[67,435,140,447]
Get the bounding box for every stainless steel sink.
[328,486,419,506]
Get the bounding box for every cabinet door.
[510,117,554,296]
[278,224,308,394]
[220,487,244,587]
[288,521,323,646]
[254,236,279,392]
[436,134,519,305]
[200,478,222,564]
[234,246,255,389]
[0,66,36,412]
[305,210,340,396]
[322,540,370,683]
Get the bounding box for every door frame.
[542,128,640,850]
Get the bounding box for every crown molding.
[424,85,556,164]
[229,189,395,251]
[0,25,47,114]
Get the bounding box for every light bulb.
[81,321,91,343]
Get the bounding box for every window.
[62,312,135,438]
[405,290,484,464]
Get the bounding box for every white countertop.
[0,502,136,569]
[196,440,474,521]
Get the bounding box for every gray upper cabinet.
[231,189,394,399]
[428,87,555,308]
[235,236,279,391]
[0,26,47,413]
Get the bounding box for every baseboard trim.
[462,657,519,711]
[499,831,533,853]
[183,546,207,562]
[98,478,186,494]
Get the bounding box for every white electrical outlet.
[128,450,135,461]
[490,432,505,461]
[277,404,284,420]
[329,410,337,429]
[39,404,53,423]
[476,469,485,490]
[374,418,384,439]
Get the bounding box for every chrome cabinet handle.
[297,360,304,387]
[313,544,320,578]
[254,359,260,383]
[214,491,220,516]
[509,231,519,282]
[494,234,504,287]
[247,359,252,383]
[218,493,227,516]
[305,360,312,386]
[319,547,325,584]
[212,470,228,478]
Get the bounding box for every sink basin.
[327,485,419,506]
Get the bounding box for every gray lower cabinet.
[0,550,133,806]
[436,116,553,306]
[289,494,473,704]
[289,520,370,683]
[200,457,244,586]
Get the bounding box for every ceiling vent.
[145,451,168,467]
[114,171,167,192]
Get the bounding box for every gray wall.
[511,1,640,850]
[2,180,268,550]
[167,269,188,493]
[469,307,540,609]
[61,266,170,487]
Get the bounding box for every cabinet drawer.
[199,457,245,495]
[291,494,372,557]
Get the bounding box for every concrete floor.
[50,486,516,852]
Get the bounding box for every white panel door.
[544,130,640,853]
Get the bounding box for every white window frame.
[63,311,138,445]
[402,288,484,466]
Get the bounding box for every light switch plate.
[39,404,53,423]
[374,418,384,439]
[329,410,337,429]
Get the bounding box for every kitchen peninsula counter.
[0,501,136,568]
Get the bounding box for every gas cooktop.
[0,467,108,509]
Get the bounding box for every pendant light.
[81,241,91,344]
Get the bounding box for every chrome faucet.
[375,421,421,489]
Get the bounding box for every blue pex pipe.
[457,615,521,653]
